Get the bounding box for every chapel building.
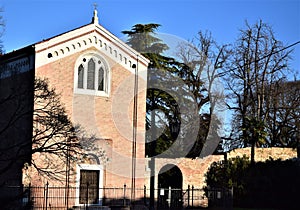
[1,8,150,208]
[32,7,150,202]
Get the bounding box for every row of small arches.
[47,36,133,67]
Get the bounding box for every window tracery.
[75,54,109,96]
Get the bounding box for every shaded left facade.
[0,46,35,209]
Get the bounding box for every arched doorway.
[157,164,183,209]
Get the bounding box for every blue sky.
[1,0,300,71]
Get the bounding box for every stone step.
[109,206,130,210]
[72,206,111,210]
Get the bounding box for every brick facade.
[34,39,148,189]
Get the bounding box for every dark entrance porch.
[157,164,183,210]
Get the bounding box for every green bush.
[205,156,300,209]
[205,155,250,192]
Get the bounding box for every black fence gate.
[207,187,233,210]
[157,187,182,209]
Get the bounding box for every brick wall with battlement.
[149,147,297,191]
[227,147,297,161]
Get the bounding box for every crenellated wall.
[152,147,297,190]
[227,147,297,161]
[149,147,297,207]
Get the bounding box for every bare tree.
[176,31,230,157]
[224,20,294,164]
[29,77,107,182]
[0,76,106,183]
[267,80,300,148]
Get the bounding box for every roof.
[33,9,149,73]
[0,45,34,63]
[2,9,149,74]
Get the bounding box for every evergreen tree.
[123,24,186,157]
[123,24,214,158]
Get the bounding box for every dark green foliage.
[243,117,267,147]
[123,23,212,158]
[205,156,300,209]
[205,155,250,192]
[122,23,168,54]
[123,24,186,157]
[146,87,180,157]
[244,159,300,209]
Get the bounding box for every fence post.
[28,184,31,208]
[144,185,147,205]
[230,187,233,209]
[43,185,45,210]
[45,182,49,210]
[168,186,171,209]
[191,185,194,208]
[187,185,190,207]
[123,184,127,206]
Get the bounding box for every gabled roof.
[33,9,149,73]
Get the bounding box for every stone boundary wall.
[152,147,297,191]
[227,147,297,162]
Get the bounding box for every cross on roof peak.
[93,3,98,11]
[92,3,99,24]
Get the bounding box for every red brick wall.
[35,47,147,188]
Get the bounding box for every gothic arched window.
[75,54,109,96]
[98,67,105,91]
[78,64,84,89]
[87,59,95,90]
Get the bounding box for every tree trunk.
[251,140,255,166]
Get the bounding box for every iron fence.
[3,185,210,209]
[206,187,233,210]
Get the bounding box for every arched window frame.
[74,52,110,97]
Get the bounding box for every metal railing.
[3,185,209,209]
